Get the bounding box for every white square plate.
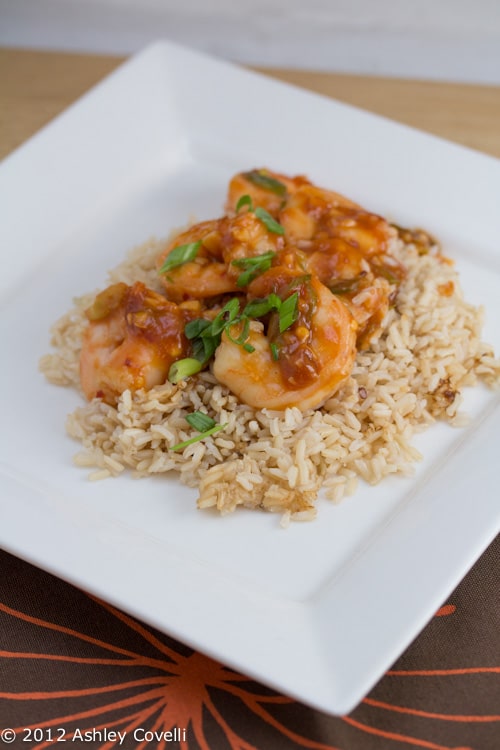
[1,41,499,716]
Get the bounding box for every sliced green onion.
[226,317,251,346]
[184,299,242,365]
[372,265,400,285]
[236,194,254,213]
[232,250,276,287]
[209,298,240,335]
[286,273,312,290]
[232,251,276,270]
[159,241,201,274]
[220,296,241,321]
[235,268,264,288]
[235,269,252,287]
[170,422,227,452]
[200,336,219,363]
[279,292,299,333]
[185,318,212,339]
[243,343,256,353]
[243,170,287,196]
[270,342,279,361]
[191,337,210,363]
[243,293,281,319]
[168,358,203,384]
[188,333,215,364]
[254,207,285,235]
[185,411,216,432]
[328,274,366,295]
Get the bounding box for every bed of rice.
[39,233,500,523]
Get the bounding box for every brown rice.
[39,232,500,522]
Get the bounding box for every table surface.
[0,47,499,750]
[2,48,500,161]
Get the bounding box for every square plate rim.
[1,40,499,716]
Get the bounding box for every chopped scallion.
[232,251,276,287]
[185,411,216,432]
[168,358,203,384]
[243,293,281,319]
[158,241,201,274]
[278,292,299,333]
[254,207,285,235]
[185,318,211,339]
[170,416,227,451]
[243,170,287,196]
[226,317,251,346]
[328,274,365,295]
[236,194,254,213]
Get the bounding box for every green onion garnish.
[210,298,240,335]
[254,207,285,235]
[235,268,262,288]
[159,241,201,274]
[192,335,218,364]
[278,292,299,333]
[232,250,276,287]
[168,358,203,384]
[328,274,366,295]
[185,411,216,432]
[286,273,312,290]
[183,288,296,366]
[234,191,285,235]
[184,318,212,339]
[170,419,227,452]
[236,194,254,213]
[270,342,279,361]
[226,317,251,347]
[184,299,242,365]
[242,293,282,318]
[243,170,287,196]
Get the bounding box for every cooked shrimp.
[275,183,404,346]
[279,184,393,256]
[156,220,236,302]
[80,282,190,403]
[219,211,283,265]
[213,273,357,411]
[302,241,396,347]
[157,212,283,301]
[338,277,393,349]
[226,168,311,217]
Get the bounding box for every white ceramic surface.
[0,41,499,715]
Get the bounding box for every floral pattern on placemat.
[0,537,498,750]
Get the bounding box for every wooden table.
[1,48,499,750]
[1,48,500,161]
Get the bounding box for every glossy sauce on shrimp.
[80,282,192,404]
[213,270,357,410]
[80,168,406,411]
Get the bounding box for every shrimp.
[80,282,190,403]
[226,168,311,217]
[277,183,405,346]
[157,212,284,302]
[302,244,396,348]
[279,184,393,255]
[156,220,236,303]
[218,210,284,267]
[213,272,357,411]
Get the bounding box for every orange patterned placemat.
[0,537,498,750]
